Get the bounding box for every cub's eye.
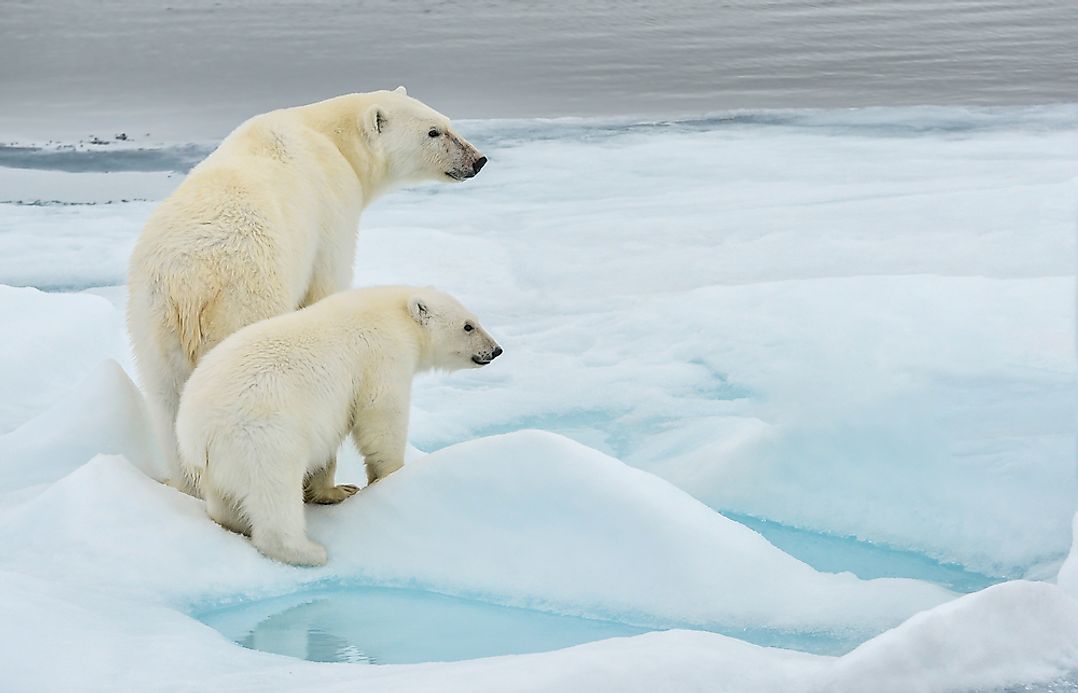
[428,129,440,138]
[463,323,474,332]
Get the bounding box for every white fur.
[175,286,501,566]
[127,90,485,495]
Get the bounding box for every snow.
[819,580,1078,693]
[0,436,951,636]
[0,286,128,433]
[0,359,158,494]
[823,581,1078,693]
[0,104,1076,690]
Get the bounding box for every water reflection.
[202,587,648,665]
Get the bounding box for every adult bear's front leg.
[303,457,360,504]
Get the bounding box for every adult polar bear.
[128,88,486,498]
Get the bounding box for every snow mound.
[0,433,950,638]
[309,430,952,634]
[818,580,1078,692]
[0,359,159,494]
[0,286,126,433]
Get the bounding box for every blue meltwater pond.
[193,583,891,664]
[195,586,650,665]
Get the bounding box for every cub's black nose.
[491,346,503,359]
[473,156,487,174]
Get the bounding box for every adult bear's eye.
[463,323,474,332]
[428,129,440,138]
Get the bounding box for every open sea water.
[1,0,1076,138]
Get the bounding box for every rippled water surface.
[1,0,1076,137]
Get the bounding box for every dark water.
[1,0,1076,137]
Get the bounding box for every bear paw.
[304,483,360,505]
[253,535,328,567]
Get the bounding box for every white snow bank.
[0,286,126,433]
[0,434,951,636]
[0,359,159,494]
[818,580,1078,692]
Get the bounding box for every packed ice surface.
[0,105,1076,690]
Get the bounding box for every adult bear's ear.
[409,297,430,325]
[364,105,386,135]
[394,85,407,96]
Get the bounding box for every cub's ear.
[364,105,386,135]
[408,297,430,325]
[394,85,407,95]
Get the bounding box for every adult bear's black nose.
[491,346,503,359]
[473,157,487,174]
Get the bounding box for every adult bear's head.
[363,86,487,184]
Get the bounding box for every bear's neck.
[298,95,392,208]
[404,319,436,374]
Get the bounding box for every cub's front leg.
[352,401,408,485]
[303,457,360,504]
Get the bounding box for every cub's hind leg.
[242,464,327,567]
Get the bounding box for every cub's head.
[407,288,502,371]
[364,86,486,184]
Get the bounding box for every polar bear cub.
[175,286,502,566]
